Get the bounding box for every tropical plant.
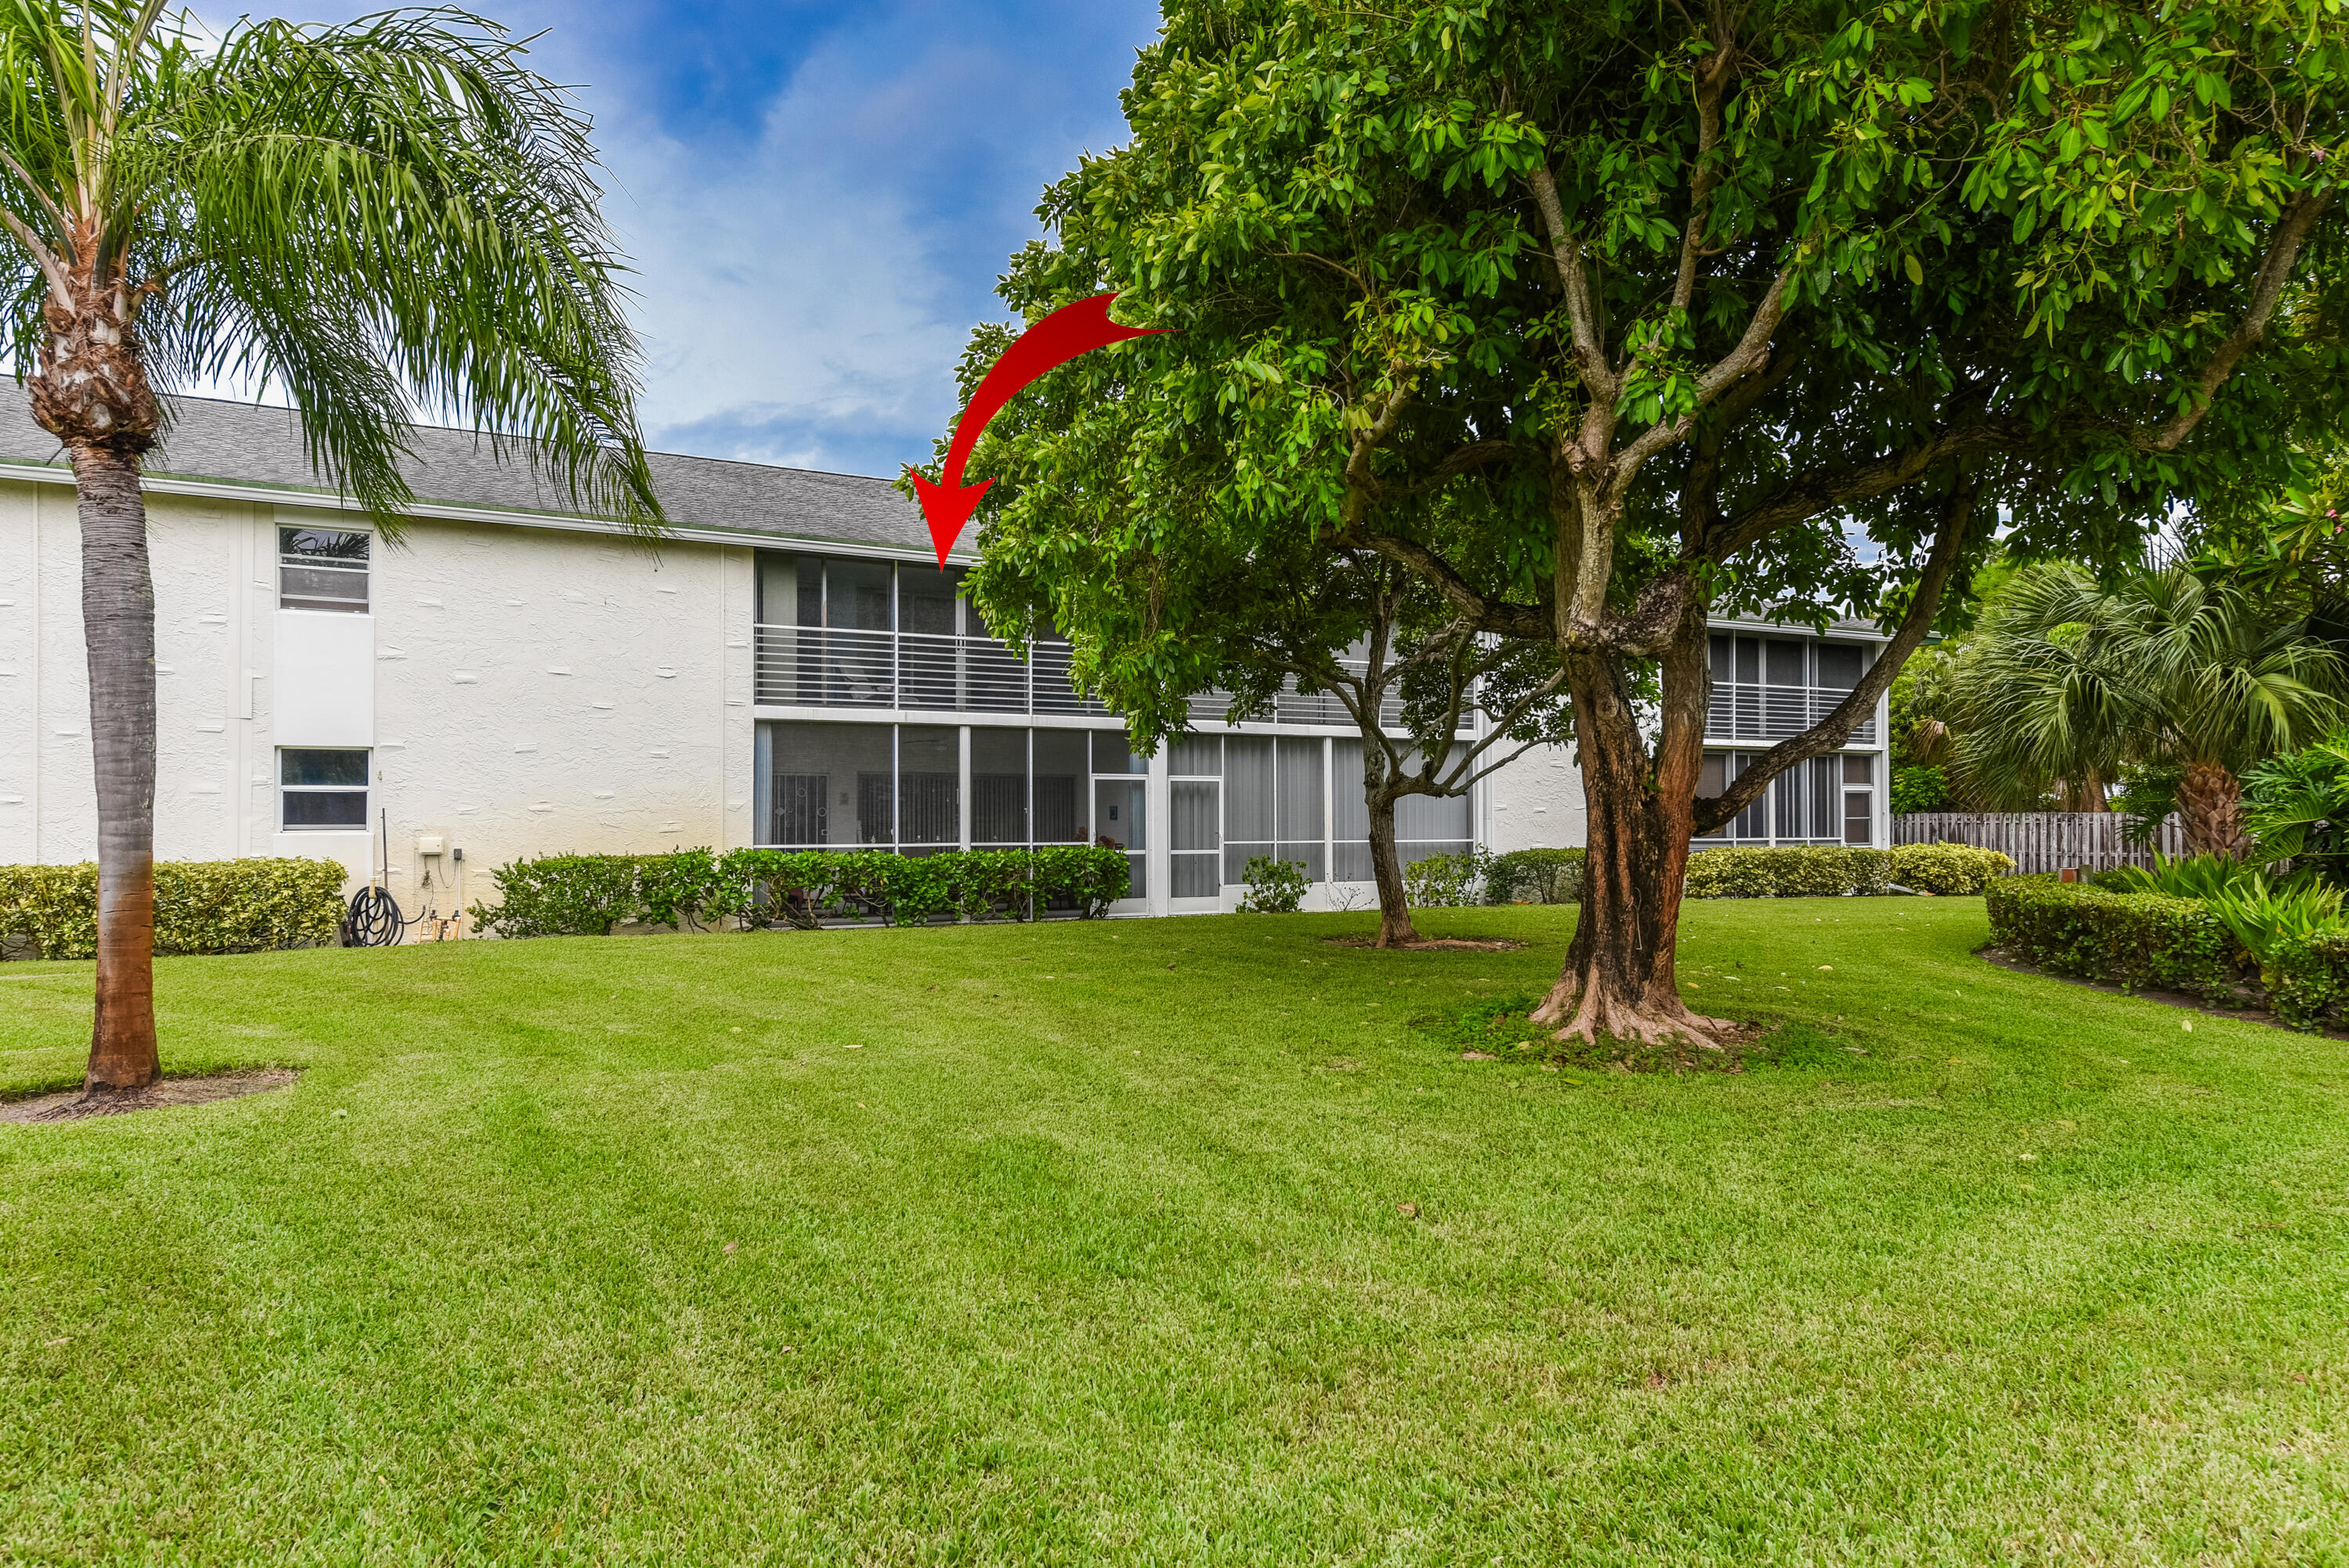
[2244,730,2349,885]
[959,0,2348,1048]
[1950,566,2343,856]
[0,2,660,1091]
[2100,852,2270,903]
[2205,874,2349,979]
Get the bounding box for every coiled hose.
[341,884,412,947]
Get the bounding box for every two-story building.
[0,394,1888,923]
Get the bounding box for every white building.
[0,395,1889,925]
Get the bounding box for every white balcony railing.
[753,625,1111,715]
[1707,683,1878,744]
[755,623,1453,730]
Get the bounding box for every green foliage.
[1237,856,1310,914]
[1686,848,1893,899]
[1948,564,2343,813]
[470,854,648,939]
[1032,845,1131,919]
[0,2,660,533]
[0,858,345,959]
[2203,875,2349,975]
[2265,932,2349,1030]
[2100,852,2268,902]
[1887,842,2015,895]
[1402,847,1494,908]
[1890,766,1954,814]
[1484,848,1585,905]
[468,847,1132,938]
[2245,730,2349,883]
[954,0,2348,934]
[1985,874,2238,1004]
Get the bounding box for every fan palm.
[1,1,660,1094]
[1950,564,2342,856]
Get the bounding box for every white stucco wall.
[1482,739,1589,852]
[1,481,756,917]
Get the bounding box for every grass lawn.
[3,900,2347,1564]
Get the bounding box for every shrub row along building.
[0,394,1891,922]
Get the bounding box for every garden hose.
[342,884,412,947]
[342,807,417,947]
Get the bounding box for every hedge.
[1983,874,2239,1003]
[1684,846,1893,898]
[1485,848,1584,904]
[0,857,348,960]
[1676,842,2013,898]
[468,845,1131,939]
[2265,932,2349,1031]
[1890,841,2015,894]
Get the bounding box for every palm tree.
[1,2,660,1094]
[1950,564,2342,856]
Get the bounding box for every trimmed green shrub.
[1887,841,2015,894]
[1485,848,1584,904]
[1684,846,1893,898]
[1034,845,1130,918]
[1890,764,1954,813]
[470,853,648,938]
[1404,846,1494,907]
[949,850,1035,921]
[0,857,347,959]
[1984,874,2239,1002]
[2267,932,2349,1029]
[469,845,1131,937]
[1238,856,1309,914]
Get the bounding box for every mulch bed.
[1974,946,2349,1040]
[1322,935,1526,952]
[1,1069,301,1125]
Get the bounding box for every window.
[1842,753,1875,845]
[280,748,368,829]
[278,528,369,612]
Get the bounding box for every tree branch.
[1526,160,1616,403]
[1669,0,1740,315]
[1693,474,1979,833]
[2134,189,2333,453]
[1700,420,2016,561]
[1345,529,1553,639]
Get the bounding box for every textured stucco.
[1,483,753,915]
[1483,740,1590,853]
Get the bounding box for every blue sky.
[210,0,1163,478]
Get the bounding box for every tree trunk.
[1364,788,1420,947]
[28,275,166,1093]
[73,445,161,1090]
[2176,761,2249,859]
[1529,622,1734,1047]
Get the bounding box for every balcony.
[754,623,1450,731]
[754,625,1110,716]
[1706,682,1878,745]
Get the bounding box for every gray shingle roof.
[0,387,933,555]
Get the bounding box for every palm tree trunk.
[2175,761,2250,860]
[72,445,161,1090]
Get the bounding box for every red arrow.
[908,292,1162,567]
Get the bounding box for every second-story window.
[279,527,370,612]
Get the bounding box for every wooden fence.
[1892,811,2185,875]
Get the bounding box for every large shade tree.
[963,0,2347,1047]
[0,1,660,1093]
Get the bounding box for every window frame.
[278,747,371,831]
[276,526,371,614]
